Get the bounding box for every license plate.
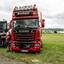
[21,50,28,52]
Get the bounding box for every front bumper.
[11,46,41,53]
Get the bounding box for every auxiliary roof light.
[14,6,18,10]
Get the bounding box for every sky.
[0,0,64,28]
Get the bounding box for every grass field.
[0,33,64,64]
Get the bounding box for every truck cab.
[7,5,45,53]
[0,21,7,47]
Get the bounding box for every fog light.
[35,44,40,47]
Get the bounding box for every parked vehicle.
[0,21,7,47]
[6,5,45,53]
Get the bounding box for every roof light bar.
[14,5,36,11]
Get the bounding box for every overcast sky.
[0,0,64,28]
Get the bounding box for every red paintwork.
[7,5,45,53]
[11,32,15,41]
[12,16,38,20]
[10,28,43,53]
[11,43,40,52]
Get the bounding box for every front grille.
[14,29,35,41]
[14,29,36,49]
[15,33,35,41]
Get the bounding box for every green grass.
[43,33,64,45]
[0,33,64,64]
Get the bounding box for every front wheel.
[0,38,6,47]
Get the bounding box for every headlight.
[1,36,6,38]
[35,44,40,47]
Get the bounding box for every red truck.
[6,5,45,53]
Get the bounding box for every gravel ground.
[0,56,26,64]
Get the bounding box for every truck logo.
[18,30,29,32]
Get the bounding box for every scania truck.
[6,5,45,53]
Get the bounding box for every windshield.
[14,19,39,28]
[0,22,7,32]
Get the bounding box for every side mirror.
[41,19,45,27]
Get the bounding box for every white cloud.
[0,11,12,21]
[45,18,64,29]
[0,0,64,28]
